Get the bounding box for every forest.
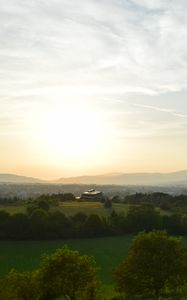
[0,192,187,239]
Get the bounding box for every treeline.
[1,201,187,239]
[0,192,76,205]
[124,192,187,211]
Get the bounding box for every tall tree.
[38,246,100,300]
[113,231,187,299]
[1,270,40,300]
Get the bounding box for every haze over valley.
[1,170,187,186]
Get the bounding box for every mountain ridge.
[55,170,187,185]
[0,171,187,185]
[0,173,45,183]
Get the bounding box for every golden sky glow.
[1,0,187,179]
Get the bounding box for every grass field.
[0,201,131,216]
[0,201,172,296]
[58,201,131,216]
[0,204,26,214]
[0,236,132,285]
[0,201,171,218]
[0,234,186,297]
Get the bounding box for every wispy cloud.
[134,104,187,118]
[103,100,187,140]
[1,0,187,99]
[1,1,187,139]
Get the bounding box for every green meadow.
[1,234,186,281]
[0,201,173,296]
[0,234,186,298]
[0,201,131,216]
[0,236,132,286]
[57,201,131,216]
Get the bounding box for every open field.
[0,204,26,214]
[0,234,187,297]
[0,200,171,217]
[57,201,131,216]
[1,234,186,281]
[0,236,132,286]
[0,201,131,216]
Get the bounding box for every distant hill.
[0,174,45,184]
[1,170,187,185]
[55,170,187,185]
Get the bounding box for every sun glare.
[34,102,106,163]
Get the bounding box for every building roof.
[82,189,102,196]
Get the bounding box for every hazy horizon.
[1,168,187,182]
[1,0,187,179]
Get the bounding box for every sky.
[1,0,187,179]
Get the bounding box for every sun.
[35,102,106,162]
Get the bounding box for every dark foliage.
[1,193,187,239]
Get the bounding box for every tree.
[26,198,50,215]
[30,208,49,238]
[85,214,105,237]
[0,210,10,239]
[48,211,73,238]
[71,212,87,237]
[1,270,40,300]
[113,231,187,299]
[162,213,182,235]
[126,204,161,233]
[6,213,30,239]
[62,193,76,202]
[109,210,127,235]
[112,195,121,203]
[104,199,112,209]
[37,199,50,211]
[38,246,100,300]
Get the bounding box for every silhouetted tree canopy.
[114,231,187,299]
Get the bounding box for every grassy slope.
[0,235,186,297]
[0,202,131,216]
[0,201,171,216]
[0,236,132,284]
[0,204,26,214]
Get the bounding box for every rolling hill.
[55,170,187,185]
[0,174,45,184]
[1,170,187,185]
